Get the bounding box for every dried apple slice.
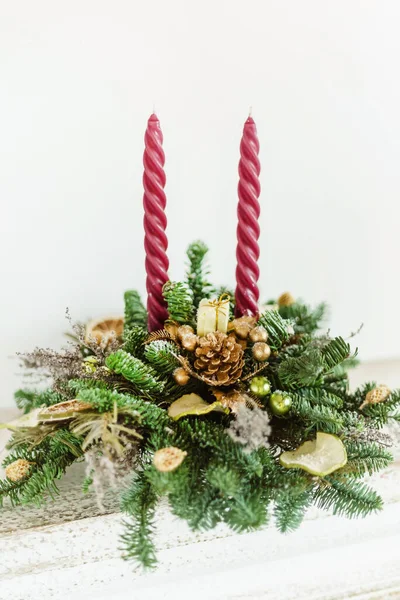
[280,432,347,476]
[168,393,229,420]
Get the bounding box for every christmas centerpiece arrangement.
[1,113,399,569]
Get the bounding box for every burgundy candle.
[235,115,261,317]
[143,113,169,331]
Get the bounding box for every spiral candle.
[235,116,261,317]
[143,113,169,331]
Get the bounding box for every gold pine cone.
[5,459,33,482]
[153,447,187,472]
[360,385,391,410]
[278,292,295,307]
[194,332,244,386]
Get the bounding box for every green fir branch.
[123,325,148,357]
[274,487,312,533]
[291,392,344,433]
[279,302,327,335]
[0,430,83,507]
[163,281,195,324]
[314,478,383,518]
[121,470,159,569]
[144,341,181,375]
[186,241,214,307]
[14,389,64,414]
[257,310,291,351]
[321,336,353,371]
[343,440,393,477]
[124,290,147,331]
[105,350,164,396]
[278,349,325,390]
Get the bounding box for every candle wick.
[248,106,253,117]
[153,103,157,115]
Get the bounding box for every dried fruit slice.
[0,408,42,430]
[85,316,124,345]
[153,447,187,472]
[168,393,229,420]
[39,399,93,422]
[280,432,347,476]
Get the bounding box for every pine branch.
[186,241,214,307]
[278,349,325,389]
[68,378,109,395]
[0,430,83,507]
[291,393,344,433]
[225,491,269,531]
[274,487,312,533]
[105,350,164,396]
[144,341,181,375]
[279,302,327,335]
[163,281,195,324]
[14,389,64,414]
[257,310,291,351]
[121,470,159,569]
[299,388,344,409]
[321,336,353,371]
[75,387,169,433]
[314,478,383,518]
[123,325,148,357]
[343,440,393,477]
[124,290,147,330]
[206,464,241,497]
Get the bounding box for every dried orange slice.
[85,316,124,346]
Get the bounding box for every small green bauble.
[249,376,271,398]
[269,392,292,416]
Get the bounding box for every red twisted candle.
[143,113,169,331]
[235,116,261,317]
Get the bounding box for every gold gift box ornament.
[196,295,230,336]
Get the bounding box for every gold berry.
[230,316,256,339]
[181,333,198,352]
[249,326,268,343]
[153,447,187,472]
[5,459,33,482]
[252,342,271,362]
[177,325,195,340]
[278,292,295,307]
[173,367,190,386]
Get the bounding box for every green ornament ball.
[269,392,292,416]
[249,376,271,398]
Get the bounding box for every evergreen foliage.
[163,281,195,324]
[124,290,147,330]
[144,341,180,375]
[105,350,163,396]
[0,429,83,507]
[2,241,398,569]
[257,310,291,350]
[14,389,64,414]
[186,241,214,307]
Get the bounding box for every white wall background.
[1,0,399,406]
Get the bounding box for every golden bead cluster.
[229,318,271,362]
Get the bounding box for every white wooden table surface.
[1,360,399,600]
